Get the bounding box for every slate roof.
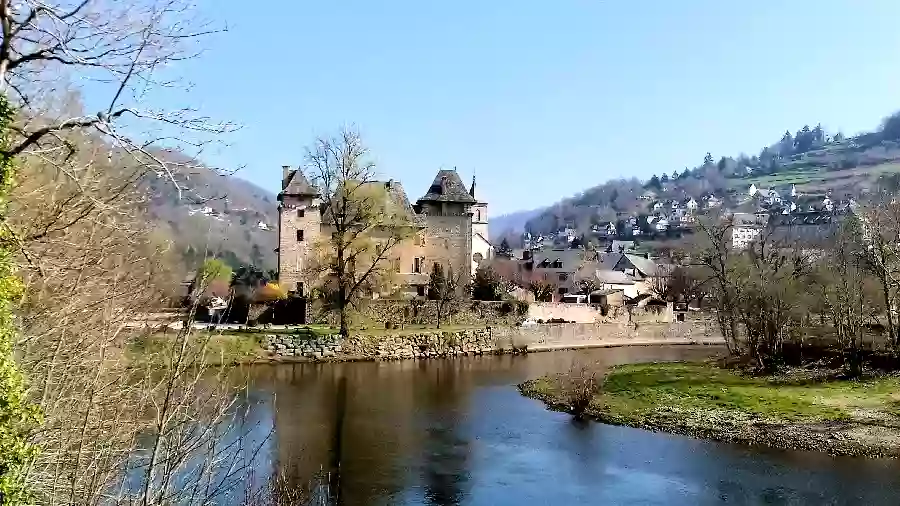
[765,210,850,246]
[623,254,662,278]
[281,170,318,196]
[594,269,635,285]
[732,212,768,228]
[418,169,477,203]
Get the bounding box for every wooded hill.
[140,150,278,272]
[517,111,900,241]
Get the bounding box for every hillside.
[521,112,900,241]
[491,208,544,237]
[141,151,278,272]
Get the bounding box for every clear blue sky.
[141,0,900,215]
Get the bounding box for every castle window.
[297,208,305,217]
[297,230,304,241]
[558,273,568,282]
[296,282,304,296]
[558,287,568,295]
[413,257,423,273]
[476,210,481,221]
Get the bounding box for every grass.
[128,332,266,367]
[726,161,900,191]
[531,362,900,423]
[351,323,487,336]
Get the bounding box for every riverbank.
[520,362,900,457]
[128,326,723,367]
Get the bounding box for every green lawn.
[128,332,266,367]
[530,362,900,423]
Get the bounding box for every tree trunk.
[879,275,896,348]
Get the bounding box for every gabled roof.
[474,232,492,246]
[594,269,635,285]
[418,169,477,203]
[281,170,318,196]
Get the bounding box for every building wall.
[422,213,473,281]
[278,194,321,293]
[732,226,761,249]
[471,202,488,241]
[471,233,493,275]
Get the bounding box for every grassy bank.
[128,332,267,367]
[520,362,900,457]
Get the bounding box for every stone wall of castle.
[278,196,321,293]
[423,213,473,280]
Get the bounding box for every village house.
[731,212,769,249]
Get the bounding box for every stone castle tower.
[277,166,490,295]
[277,166,321,295]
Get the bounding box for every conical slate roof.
[281,169,318,196]
[418,169,476,203]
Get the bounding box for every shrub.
[562,366,599,419]
[515,300,529,316]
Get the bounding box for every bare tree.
[304,128,416,337]
[0,0,233,185]
[427,261,465,329]
[0,1,270,502]
[860,201,900,348]
[813,220,880,376]
[10,131,271,505]
[692,217,740,354]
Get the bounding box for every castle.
[277,167,492,297]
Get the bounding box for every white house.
[705,195,723,209]
[652,201,664,211]
[685,197,699,212]
[654,218,670,232]
[731,213,768,249]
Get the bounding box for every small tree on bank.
[305,128,415,337]
[471,264,502,301]
[427,262,463,328]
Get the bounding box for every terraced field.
[726,162,900,194]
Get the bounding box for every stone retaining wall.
[263,333,343,359]
[341,329,503,360]
[261,319,723,361]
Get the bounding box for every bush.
[562,366,598,419]
[515,300,529,316]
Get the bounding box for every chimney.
[281,165,292,189]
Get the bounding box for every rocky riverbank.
[519,363,900,458]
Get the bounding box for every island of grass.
[520,362,900,457]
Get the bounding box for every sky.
[125,0,900,215]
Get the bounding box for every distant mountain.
[141,151,278,272]
[491,208,544,237]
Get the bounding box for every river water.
[232,346,900,505]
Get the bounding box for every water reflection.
[232,346,900,505]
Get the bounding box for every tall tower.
[277,166,321,295]
[468,173,491,273]
[469,173,488,241]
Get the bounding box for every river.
[229,345,900,505]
